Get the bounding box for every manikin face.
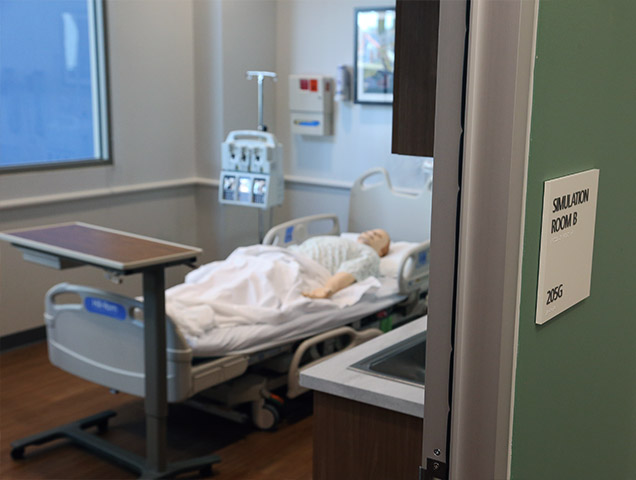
[357,229,391,257]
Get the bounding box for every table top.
[0,222,202,272]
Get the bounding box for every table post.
[143,266,168,472]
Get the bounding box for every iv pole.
[246,71,277,132]
[246,71,277,241]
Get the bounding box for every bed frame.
[43,168,432,430]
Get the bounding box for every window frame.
[0,0,112,174]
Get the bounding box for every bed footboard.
[45,283,194,403]
[262,213,340,247]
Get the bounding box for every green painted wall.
[511,1,636,478]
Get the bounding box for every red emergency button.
[300,79,309,90]
[310,79,318,92]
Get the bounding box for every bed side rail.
[287,326,382,399]
[262,213,340,247]
[397,241,430,295]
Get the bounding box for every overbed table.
[0,222,220,479]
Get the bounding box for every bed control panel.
[219,130,284,209]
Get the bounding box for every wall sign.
[536,169,599,325]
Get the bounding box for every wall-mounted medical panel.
[219,130,284,209]
[289,74,334,136]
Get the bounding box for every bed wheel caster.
[252,400,280,431]
[10,447,25,460]
[261,403,280,431]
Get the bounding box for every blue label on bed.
[85,297,127,321]
[418,251,428,266]
[285,226,294,243]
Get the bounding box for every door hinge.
[420,458,448,480]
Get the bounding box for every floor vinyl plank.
[1,342,313,479]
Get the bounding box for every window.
[0,0,109,172]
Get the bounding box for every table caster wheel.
[11,447,25,460]
[199,465,213,477]
[97,420,109,434]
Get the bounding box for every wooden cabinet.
[392,0,440,157]
[313,392,423,480]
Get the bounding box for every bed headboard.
[348,168,432,242]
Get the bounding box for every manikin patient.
[164,228,392,340]
[291,229,391,299]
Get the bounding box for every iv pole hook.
[246,71,277,131]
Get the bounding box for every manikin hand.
[302,272,356,300]
[302,286,334,299]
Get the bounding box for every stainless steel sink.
[348,331,426,387]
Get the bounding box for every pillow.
[340,232,419,278]
[379,241,419,277]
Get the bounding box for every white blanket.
[165,245,380,342]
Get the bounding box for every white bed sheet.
[166,240,418,357]
[187,278,404,356]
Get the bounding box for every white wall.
[193,0,278,179]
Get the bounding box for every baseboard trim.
[0,326,46,352]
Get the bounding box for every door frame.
[423,1,539,478]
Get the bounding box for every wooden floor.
[0,342,313,479]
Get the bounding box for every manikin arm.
[303,271,356,299]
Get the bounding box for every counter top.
[300,317,427,418]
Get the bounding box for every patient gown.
[289,236,380,282]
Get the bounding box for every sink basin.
[348,331,426,387]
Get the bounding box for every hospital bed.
[43,168,432,430]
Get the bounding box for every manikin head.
[357,229,391,257]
